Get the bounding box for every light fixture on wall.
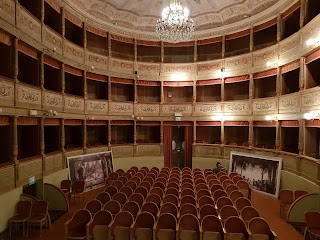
[155,0,194,43]
[85,116,95,120]
[306,37,320,47]
[86,66,94,72]
[43,47,56,56]
[266,61,278,68]
[265,115,278,121]
[303,110,320,120]
[44,109,58,117]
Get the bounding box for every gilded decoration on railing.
[224,102,249,112]
[64,96,84,109]
[253,100,277,111]
[302,91,320,107]
[195,104,222,114]
[43,92,63,107]
[17,86,41,104]
[0,82,14,99]
[86,100,108,112]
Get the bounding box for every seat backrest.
[229,190,244,202]
[150,187,164,197]
[85,199,102,215]
[179,203,198,218]
[160,202,178,217]
[141,202,159,218]
[16,201,32,216]
[180,195,197,207]
[155,213,177,232]
[225,185,239,195]
[294,190,308,200]
[139,181,151,191]
[194,178,206,186]
[235,197,252,212]
[67,209,92,231]
[216,196,233,209]
[112,180,124,190]
[118,176,128,185]
[96,192,111,205]
[199,204,218,220]
[222,179,234,189]
[208,179,220,188]
[236,180,250,191]
[112,192,128,205]
[196,189,211,200]
[181,188,195,198]
[131,176,142,185]
[145,193,162,207]
[232,176,243,184]
[111,211,134,235]
[305,211,320,229]
[107,172,119,181]
[181,183,194,191]
[201,215,223,236]
[163,194,179,206]
[130,166,139,173]
[198,196,215,209]
[123,172,132,181]
[115,169,125,176]
[248,217,274,240]
[104,185,118,197]
[135,186,149,198]
[219,205,238,222]
[133,212,155,232]
[125,181,137,190]
[88,210,113,233]
[129,193,145,206]
[213,189,228,202]
[72,180,85,193]
[178,214,199,237]
[229,172,240,179]
[224,216,248,239]
[122,201,140,217]
[219,175,230,184]
[61,180,71,190]
[144,177,154,186]
[120,186,133,198]
[211,184,224,195]
[167,182,179,190]
[104,200,121,216]
[240,206,260,224]
[195,183,209,193]
[31,200,48,216]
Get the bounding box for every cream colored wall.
[112,156,164,171]
[43,168,69,188]
[0,187,22,232]
[281,171,320,194]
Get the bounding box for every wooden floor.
[10,186,304,240]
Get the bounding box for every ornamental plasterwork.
[301,90,320,108]
[194,103,223,115]
[252,98,278,112]
[162,104,193,114]
[17,6,41,42]
[43,27,63,54]
[16,85,41,104]
[43,91,63,108]
[0,0,15,25]
[64,96,85,110]
[135,104,160,116]
[224,101,249,113]
[279,93,299,112]
[86,99,109,113]
[0,80,14,101]
[65,0,295,40]
[109,102,134,114]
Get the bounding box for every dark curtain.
[163,126,172,168]
[184,126,193,168]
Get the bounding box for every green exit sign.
[175,117,181,121]
[29,176,35,185]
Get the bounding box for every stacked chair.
[64,167,276,240]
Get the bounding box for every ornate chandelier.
[155,0,194,43]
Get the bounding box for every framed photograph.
[67,151,113,192]
[229,151,282,198]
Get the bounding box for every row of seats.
[9,200,48,238]
[278,189,308,220]
[65,166,276,240]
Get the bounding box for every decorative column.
[60,119,65,167]
[248,120,253,147]
[221,121,225,144]
[249,74,254,100]
[12,117,18,163]
[221,79,225,101]
[298,120,304,154]
[161,41,164,63]
[83,22,87,49]
[134,38,138,62]
[277,14,282,42]
[40,118,45,156]
[108,33,112,57]
[222,36,225,58]
[300,0,306,28]
[40,53,44,90]
[83,119,87,152]
[249,27,254,52]
[108,76,111,101]
[193,81,196,104]
[193,121,196,144]
[13,38,19,83]
[275,120,281,150]
[133,120,137,155]
[108,120,111,148]
[134,78,138,103]
[41,0,45,24]
[194,40,197,62]
[160,121,163,154]
[160,81,164,103]
[299,57,306,90]
[83,70,87,100]
[276,67,281,97]
[61,7,65,39]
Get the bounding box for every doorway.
[163,124,193,169]
[172,126,185,168]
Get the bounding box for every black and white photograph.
[229,151,282,198]
[67,151,113,191]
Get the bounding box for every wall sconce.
[303,110,320,120]
[44,109,58,117]
[265,115,278,121]
[86,66,94,72]
[306,38,320,47]
[43,47,56,56]
[136,116,144,120]
[266,61,278,68]
[85,116,95,120]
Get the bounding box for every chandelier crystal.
[155,0,194,43]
